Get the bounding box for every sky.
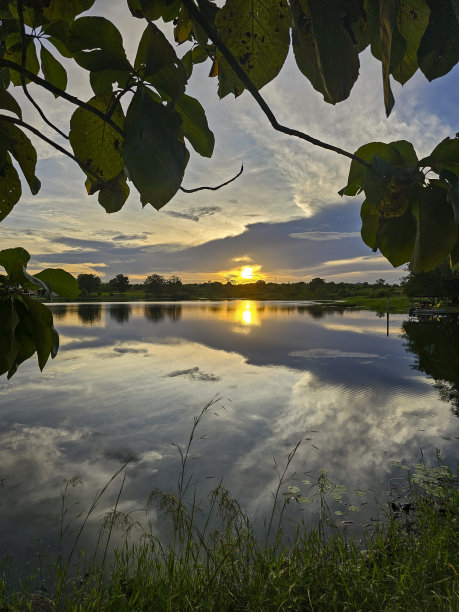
[1,2,458,284]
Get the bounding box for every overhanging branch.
[181,0,370,169]
[0,114,107,185]
[0,59,125,138]
[17,0,68,140]
[180,164,243,193]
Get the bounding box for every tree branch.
[0,114,107,185]
[0,59,125,138]
[17,0,68,140]
[181,0,371,169]
[180,164,243,193]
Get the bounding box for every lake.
[0,300,458,577]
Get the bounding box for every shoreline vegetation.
[1,405,458,610]
[48,273,459,314]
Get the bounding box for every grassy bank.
[1,450,457,610]
[339,295,410,313]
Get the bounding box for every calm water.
[0,301,458,573]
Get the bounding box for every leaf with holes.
[215,0,290,97]
[418,0,459,81]
[69,94,125,182]
[0,160,22,222]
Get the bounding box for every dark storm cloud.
[164,205,223,222]
[30,201,393,280]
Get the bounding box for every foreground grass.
[1,410,457,611]
[3,475,457,611]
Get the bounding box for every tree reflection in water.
[144,304,182,323]
[402,315,459,417]
[109,304,131,324]
[77,304,102,325]
[50,305,68,319]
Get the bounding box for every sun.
[240,266,254,280]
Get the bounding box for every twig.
[17,0,68,140]
[180,163,243,193]
[181,0,371,168]
[0,59,125,138]
[0,113,107,185]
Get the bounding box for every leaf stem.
[181,0,370,168]
[180,163,243,192]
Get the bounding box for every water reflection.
[77,303,102,324]
[402,315,459,417]
[109,304,131,324]
[144,304,182,322]
[236,300,260,326]
[1,301,457,583]
[51,304,68,319]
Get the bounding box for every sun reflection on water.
[235,300,260,327]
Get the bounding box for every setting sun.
[240,266,254,280]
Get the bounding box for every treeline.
[77,273,401,300]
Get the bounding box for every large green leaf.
[391,0,430,84]
[360,199,380,250]
[340,141,408,196]
[123,88,187,210]
[175,94,214,157]
[0,160,22,222]
[128,0,181,22]
[215,0,290,97]
[418,0,459,81]
[69,94,125,182]
[43,0,96,23]
[420,135,459,177]
[98,171,130,213]
[34,268,80,299]
[40,45,67,94]
[0,119,41,195]
[14,296,55,373]
[365,0,400,115]
[69,17,131,72]
[0,84,22,118]
[376,207,417,267]
[0,247,29,282]
[291,0,360,104]
[134,23,187,100]
[5,37,40,86]
[0,298,20,377]
[89,69,131,96]
[412,184,457,271]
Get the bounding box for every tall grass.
[1,405,457,611]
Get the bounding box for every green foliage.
[341,137,459,272]
[109,273,130,293]
[1,0,459,374]
[77,273,101,295]
[2,434,457,610]
[0,247,79,378]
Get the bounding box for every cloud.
[164,205,223,222]
[164,366,221,382]
[290,231,361,241]
[290,349,380,359]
